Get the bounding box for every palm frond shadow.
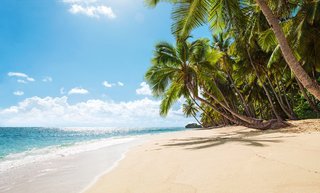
[163,130,292,150]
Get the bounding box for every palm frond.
[160,82,184,116]
[171,0,210,38]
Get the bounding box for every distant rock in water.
[185,123,202,128]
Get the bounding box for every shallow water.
[0,127,185,159]
[0,127,186,193]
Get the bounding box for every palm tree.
[145,38,244,125]
[254,0,320,100]
[146,37,289,129]
[182,98,202,126]
[212,34,254,117]
[145,0,320,100]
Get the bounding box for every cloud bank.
[0,96,189,127]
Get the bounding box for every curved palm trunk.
[212,79,232,109]
[296,78,320,113]
[272,72,297,117]
[226,71,253,117]
[246,48,283,122]
[283,91,296,116]
[203,89,262,125]
[190,96,216,125]
[192,114,202,126]
[186,83,245,125]
[195,95,245,126]
[262,68,297,119]
[197,95,289,129]
[255,0,320,100]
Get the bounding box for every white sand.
[85,119,320,193]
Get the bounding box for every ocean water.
[0,127,185,172]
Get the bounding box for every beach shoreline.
[85,119,320,193]
[0,128,189,193]
[0,136,144,193]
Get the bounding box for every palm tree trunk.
[261,67,297,119]
[203,89,262,125]
[296,78,320,113]
[274,74,297,118]
[195,95,245,126]
[246,48,283,122]
[212,79,232,109]
[190,96,216,124]
[226,71,253,117]
[192,114,202,127]
[283,91,296,117]
[186,82,244,125]
[255,0,320,100]
[195,88,289,130]
[185,83,283,129]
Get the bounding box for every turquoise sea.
[0,127,186,172]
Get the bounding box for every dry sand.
[85,119,320,193]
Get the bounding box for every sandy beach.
[85,119,320,193]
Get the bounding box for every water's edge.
[0,136,144,193]
[0,127,186,193]
[80,137,147,193]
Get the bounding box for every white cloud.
[13,91,24,96]
[68,87,89,95]
[17,79,27,84]
[62,0,116,19]
[8,72,35,82]
[102,81,124,88]
[102,81,113,88]
[136,82,152,96]
[0,96,190,127]
[68,4,116,19]
[42,76,53,82]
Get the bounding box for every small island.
[185,123,202,128]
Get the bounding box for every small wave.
[0,137,136,173]
[59,126,184,133]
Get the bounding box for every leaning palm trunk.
[190,96,216,125]
[296,78,320,113]
[246,48,283,122]
[202,89,262,124]
[186,83,245,125]
[212,79,231,109]
[192,114,202,127]
[255,0,320,100]
[226,71,254,117]
[262,68,297,119]
[284,91,297,118]
[196,94,289,129]
[194,95,244,125]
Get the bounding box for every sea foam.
[0,137,135,172]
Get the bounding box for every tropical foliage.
[144,0,320,129]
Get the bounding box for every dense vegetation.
[144,0,320,129]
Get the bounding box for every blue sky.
[0,0,210,127]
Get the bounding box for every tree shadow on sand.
[163,129,295,150]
